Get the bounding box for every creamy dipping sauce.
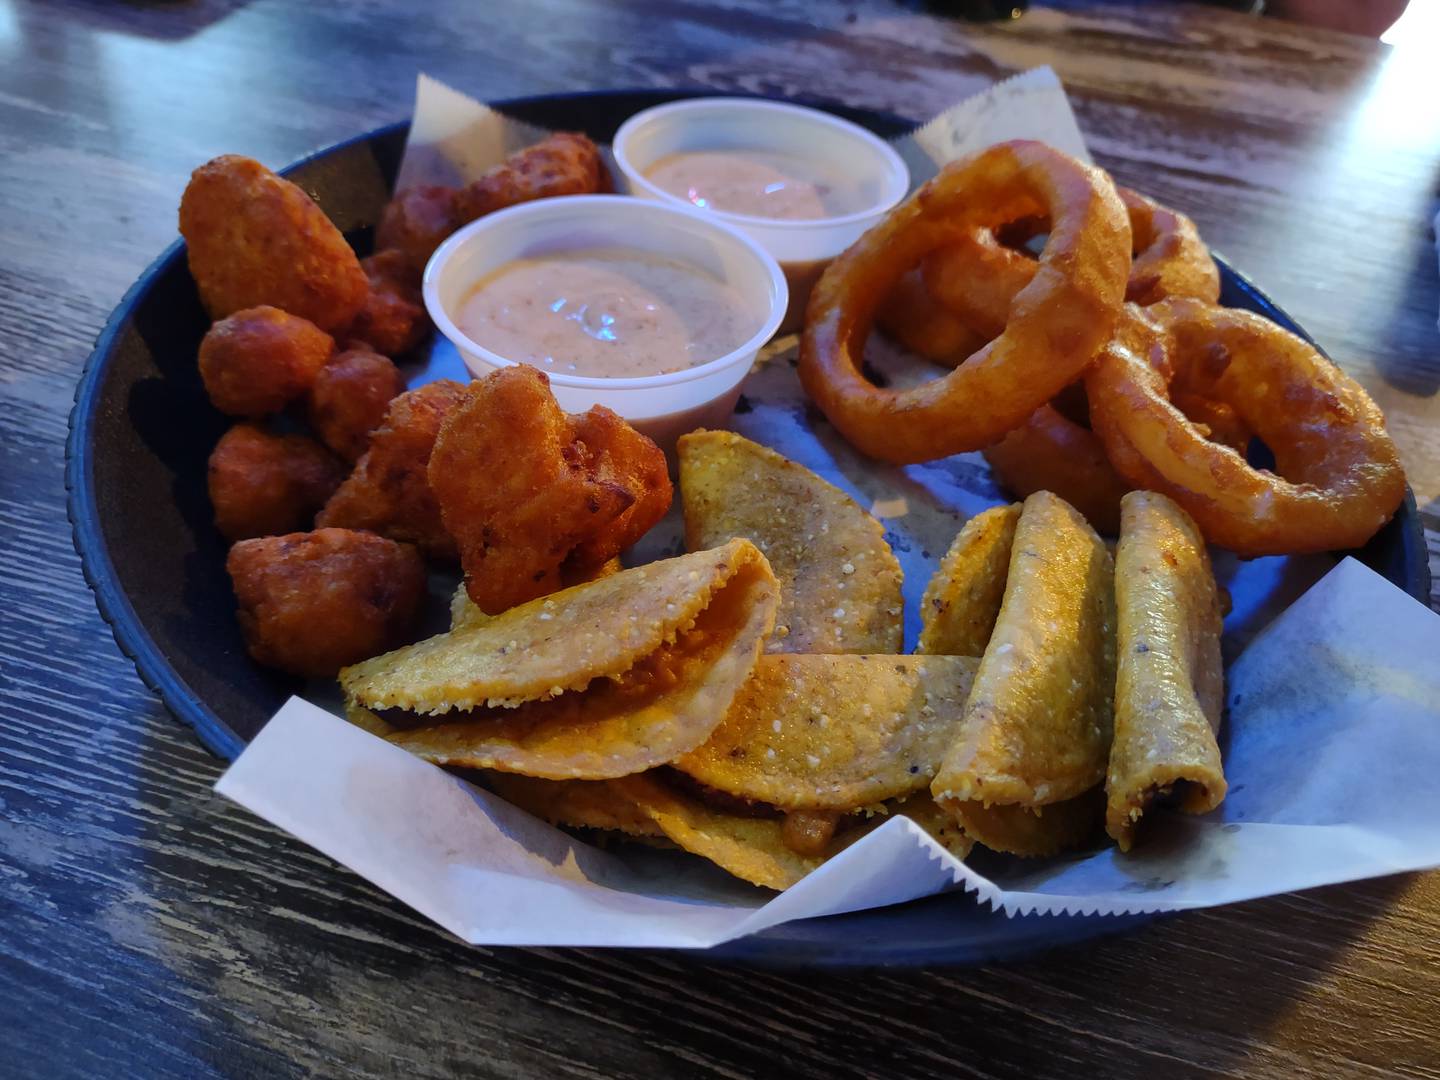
[644,149,858,220]
[456,249,755,378]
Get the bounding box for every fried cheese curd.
[226,528,425,677]
[198,305,335,417]
[345,250,432,358]
[306,348,407,462]
[178,154,368,333]
[208,423,346,542]
[428,366,671,614]
[317,379,469,559]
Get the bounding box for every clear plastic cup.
[613,98,910,332]
[423,194,788,449]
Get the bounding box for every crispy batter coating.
[983,399,1131,536]
[1087,299,1406,555]
[344,250,432,357]
[197,305,335,417]
[316,379,469,558]
[876,269,986,367]
[373,134,608,278]
[207,423,345,541]
[798,141,1131,465]
[306,348,407,462]
[178,155,367,332]
[374,185,461,279]
[427,366,671,614]
[564,406,672,569]
[226,528,425,677]
[453,132,610,225]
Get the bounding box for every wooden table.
[4,1,1438,1075]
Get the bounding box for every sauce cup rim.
[422,193,789,391]
[612,96,910,231]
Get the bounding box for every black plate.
[67,89,1431,967]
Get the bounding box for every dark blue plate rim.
[65,89,1432,968]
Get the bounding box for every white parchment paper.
[216,559,1440,945]
[215,72,1440,948]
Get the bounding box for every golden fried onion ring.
[982,398,1132,536]
[924,186,1218,341]
[1086,299,1406,556]
[1119,187,1221,307]
[875,269,987,367]
[984,377,1254,536]
[798,141,1131,464]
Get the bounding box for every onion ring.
[924,186,1219,340]
[1121,188,1220,307]
[982,378,1251,535]
[1086,299,1406,556]
[982,396,1131,536]
[1169,390,1252,455]
[875,269,986,367]
[799,141,1131,464]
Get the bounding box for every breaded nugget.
[564,406,672,571]
[208,423,345,541]
[344,250,432,357]
[316,379,469,558]
[453,132,610,225]
[226,528,425,676]
[374,185,461,278]
[178,155,367,332]
[427,366,671,614]
[306,348,407,462]
[198,305,335,417]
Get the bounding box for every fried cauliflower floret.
[427,365,671,614]
[178,154,367,333]
[306,348,407,462]
[316,379,469,558]
[226,528,426,677]
[208,423,345,542]
[198,305,335,417]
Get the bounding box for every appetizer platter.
[68,87,1431,966]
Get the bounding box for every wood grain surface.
[4,1,1439,1076]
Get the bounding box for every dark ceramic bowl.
[66,90,1431,967]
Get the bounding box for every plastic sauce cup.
[613,98,909,333]
[423,194,788,450]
